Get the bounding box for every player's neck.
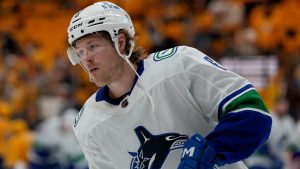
[107,62,137,99]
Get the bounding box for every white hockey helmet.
[67,1,135,65]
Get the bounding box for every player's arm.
[205,84,272,163]
[178,46,272,168]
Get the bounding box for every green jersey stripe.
[222,88,255,113]
[221,89,269,118]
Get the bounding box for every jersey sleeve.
[180,46,272,164]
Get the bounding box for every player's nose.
[82,51,94,63]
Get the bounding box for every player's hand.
[177,134,225,169]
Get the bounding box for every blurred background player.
[245,96,300,169]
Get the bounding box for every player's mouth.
[90,68,99,74]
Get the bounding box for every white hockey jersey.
[73,46,271,169]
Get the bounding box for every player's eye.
[89,43,98,51]
[76,49,85,58]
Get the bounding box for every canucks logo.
[153,47,178,61]
[129,126,188,169]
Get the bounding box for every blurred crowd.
[0,0,300,168]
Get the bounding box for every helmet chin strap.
[112,35,134,60]
[78,61,95,82]
[113,36,155,113]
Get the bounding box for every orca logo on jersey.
[153,47,178,61]
[129,126,188,169]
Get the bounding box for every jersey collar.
[95,60,144,105]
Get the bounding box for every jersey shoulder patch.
[153,46,179,61]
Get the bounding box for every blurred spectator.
[276,0,300,56]
[230,23,260,56]
[5,119,34,169]
[0,106,12,168]
[207,0,245,33]
[0,31,21,57]
[248,1,281,55]
[191,1,215,55]
[260,69,286,111]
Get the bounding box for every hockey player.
[66,1,272,169]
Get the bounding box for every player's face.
[75,34,124,87]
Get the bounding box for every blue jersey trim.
[206,110,272,164]
[218,84,254,120]
[95,60,144,104]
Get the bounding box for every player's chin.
[94,80,105,87]
[92,77,107,87]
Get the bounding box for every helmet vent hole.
[113,30,117,36]
[88,20,95,24]
[71,35,74,38]
[99,17,105,21]
[88,22,104,27]
[81,30,84,33]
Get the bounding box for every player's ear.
[118,33,126,54]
